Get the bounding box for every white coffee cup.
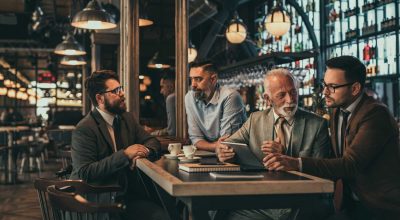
[168,143,182,156]
[183,145,197,159]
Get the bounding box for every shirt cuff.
[298,158,303,172]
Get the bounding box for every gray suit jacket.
[70,109,160,189]
[227,108,331,161]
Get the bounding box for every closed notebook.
[179,163,240,173]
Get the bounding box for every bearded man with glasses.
[70,70,166,219]
[265,56,400,219]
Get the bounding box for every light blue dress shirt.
[185,84,247,145]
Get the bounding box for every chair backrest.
[47,185,125,220]
[0,131,8,147]
[34,178,122,220]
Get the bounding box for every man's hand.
[263,153,300,171]
[215,143,235,162]
[143,125,154,133]
[124,144,150,159]
[261,137,285,154]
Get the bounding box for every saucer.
[164,154,179,159]
[178,156,201,163]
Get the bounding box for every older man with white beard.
[215,68,332,220]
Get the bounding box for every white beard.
[274,103,298,118]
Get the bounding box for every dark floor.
[0,159,61,220]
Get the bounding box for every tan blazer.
[302,93,400,216]
[227,108,331,160]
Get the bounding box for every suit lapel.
[331,108,340,157]
[91,109,115,152]
[120,115,130,149]
[254,109,274,159]
[291,110,305,155]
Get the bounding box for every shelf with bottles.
[361,0,397,13]
[359,34,398,77]
[326,0,398,46]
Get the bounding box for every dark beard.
[194,90,207,101]
[105,98,126,115]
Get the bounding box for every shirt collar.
[342,94,363,114]
[96,107,115,126]
[272,109,295,126]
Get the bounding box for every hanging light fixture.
[264,0,291,37]
[147,52,171,69]
[225,11,247,44]
[138,0,153,26]
[60,56,87,66]
[188,41,198,63]
[71,0,117,30]
[54,33,86,55]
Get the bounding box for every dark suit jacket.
[302,93,400,216]
[227,108,331,160]
[70,109,160,192]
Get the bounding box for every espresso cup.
[168,143,182,156]
[183,145,197,159]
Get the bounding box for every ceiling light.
[71,0,117,30]
[265,1,291,37]
[0,87,7,96]
[147,52,171,69]
[60,56,87,66]
[188,41,198,63]
[54,33,86,55]
[225,11,247,44]
[139,1,153,27]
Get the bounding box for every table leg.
[7,132,13,184]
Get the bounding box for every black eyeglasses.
[100,86,124,95]
[321,81,354,93]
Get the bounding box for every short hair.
[161,70,175,81]
[85,70,119,106]
[189,60,219,76]
[263,68,300,96]
[325,56,366,88]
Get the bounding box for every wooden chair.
[47,185,125,220]
[34,178,122,220]
[55,149,72,179]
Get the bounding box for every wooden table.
[137,158,334,220]
[0,126,30,184]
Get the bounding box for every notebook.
[178,162,240,173]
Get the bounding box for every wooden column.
[120,0,140,119]
[175,0,189,139]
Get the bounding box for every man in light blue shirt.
[185,60,247,151]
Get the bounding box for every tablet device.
[220,141,266,171]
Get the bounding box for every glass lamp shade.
[188,47,198,63]
[7,89,16,98]
[225,13,247,44]
[60,56,87,66]
[147,52,171,69]
[265,6,291,37]
[54,34,86,55]
[71,0,117,30]
[0,87,7,96]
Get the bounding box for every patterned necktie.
[113,116,123,151]
[276,117,286,150]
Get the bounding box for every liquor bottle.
[363,43,371,62]
[306,0,311,12]
[284,39,291,52]
[295,41,303,52]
